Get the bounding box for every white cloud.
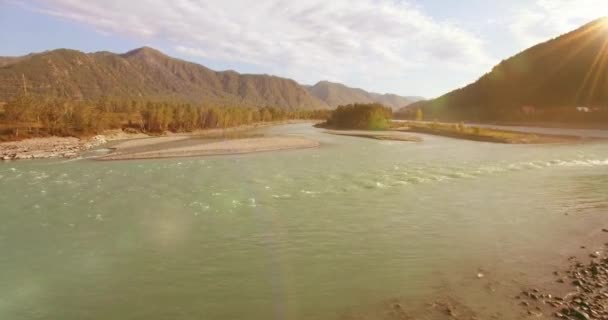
[22,0,492,95]
[510,0,608,47]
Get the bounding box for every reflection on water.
[1,123,607,319]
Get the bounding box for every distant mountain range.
[403,18,608,122]
[305,81,422,110]
[0,47,419,110]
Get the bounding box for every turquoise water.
[1,123,608,319]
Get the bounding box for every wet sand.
[109,136,190,151]
[324,130,422,142]
[98,136,320,160]
[338,224,608,320]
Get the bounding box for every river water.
[1,123,608,319]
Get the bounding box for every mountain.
[0,56,29,67]
[0,47,327,110]
[307,81,421,110]
[403,18,608,122]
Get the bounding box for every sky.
[0,0,607,98]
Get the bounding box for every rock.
[15,154,33,160]
[590,252,601,258]
[602,229,608,233]
[569,308,590,320]
[476,272,484,279]
[2,156,11,161]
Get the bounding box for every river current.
[1,123,607,319]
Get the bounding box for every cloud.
[21,0,491,94]
[510,0,608,47]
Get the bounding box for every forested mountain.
[307,81,421,110]
[403,18,608,123]
[0,47,327,110]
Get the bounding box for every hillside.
[307,81,421,110]
[403,18,608,123]
[0,47,328,110]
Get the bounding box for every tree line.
[0,95,330,139]
[323,103,393,130]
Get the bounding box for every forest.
[0,95,330,140]
[402,18,608,126]
[323,103,393,130]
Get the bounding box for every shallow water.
[1,123,608,319]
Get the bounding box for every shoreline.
[394,121,601,144]
[97,136,320,161]
[515,244,608,319]
[0,120,318,161]
[0,135,109,161]
[323,129,422,142]
[341,225,608,320]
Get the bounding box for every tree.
[326,103,392,130]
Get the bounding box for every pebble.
[519,248,608,320]
[0,135,108,161]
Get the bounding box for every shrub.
[327,103,392,130]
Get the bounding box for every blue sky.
[1,0,607,98]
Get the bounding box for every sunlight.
[3,3,608,320]
[600,17,608,29]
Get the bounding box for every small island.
[318,103,393,130]
[317,103,422,142]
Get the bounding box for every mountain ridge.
[0,47,419,111]
[0,47,328,110]
[307,80,422,110]
[402,17,608,122]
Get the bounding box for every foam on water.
[335,157,608,193]
[0,124,607,320]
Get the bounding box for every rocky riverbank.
[0,121,317,161]
[518,243,608,319]
[0,135,108,160]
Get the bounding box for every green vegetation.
[0,94,329,141]
[0,47,327,110]
[401,18,608,125]
[395,121,581,144]
[323,103,392,130]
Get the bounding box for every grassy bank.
[393,121,589,144]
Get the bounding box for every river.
[1,123,608,319]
